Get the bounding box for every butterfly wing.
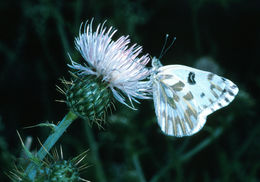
[153,64,238,137]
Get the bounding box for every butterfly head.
[152,57,163,70]
[151,35,175,72]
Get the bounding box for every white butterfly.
[151,57,239,137]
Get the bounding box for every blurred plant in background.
[1,0,260,181]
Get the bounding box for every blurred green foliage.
[1,0,260,181]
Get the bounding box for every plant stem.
[83,121,107,182]
[133,154,146,182]
[180,127,223,162]
[150,127,223,182]
[25,110,78,180]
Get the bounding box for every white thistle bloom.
[69,19,151,109]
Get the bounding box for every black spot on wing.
[224,97,230,103]
[200,92,205,98]
[188,72,196,85]
[220,89,227,97]
[228,90,235,96]
[231,84,237,89]
[208,73,214,81]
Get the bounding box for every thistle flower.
[66,19,151,121]
[70,19,151,106]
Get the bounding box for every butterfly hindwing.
[153,71,200,136]
[152,63,238,137]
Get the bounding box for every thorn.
[60,145,63,160]
[75,153,88,166]
[37,137,53,160]
[55,99,66,103]
[69,71,80,79]
[23,122,57,133]
[56,85,66,95]
[78,163,91,171]
[16,131,25,148]
[16,131,41,166]
[79,177,91,182]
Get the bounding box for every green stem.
[150,127,223,182]
[83,121,107,182]
[133,154,146,182]
[25,110,78,180]
[180,127,223,162]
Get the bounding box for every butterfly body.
[151,57,238,137]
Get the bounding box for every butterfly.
[151,57,239,137]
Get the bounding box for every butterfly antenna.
[159,35,176,59]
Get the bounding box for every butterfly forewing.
[153,63,238,137]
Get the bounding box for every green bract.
[66,75,112,123]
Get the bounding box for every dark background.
[1,0,260,181]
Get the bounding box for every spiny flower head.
[69,19,151,109]
[8,145,90,182]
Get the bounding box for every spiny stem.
[25,110,78,180]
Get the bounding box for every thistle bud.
[9,147,89,182]
[66,75,112,122]
[46,160,79,182]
